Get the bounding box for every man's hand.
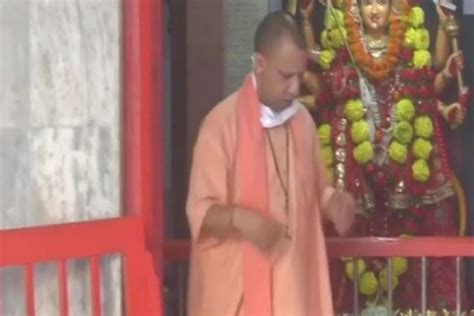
[232,207,285,254]
[325,190,356,236]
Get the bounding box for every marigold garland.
[344,0,409,81]
[316,1,461,304]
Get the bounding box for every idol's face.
[359,0,391,37]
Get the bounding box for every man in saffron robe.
[186,11,356,316]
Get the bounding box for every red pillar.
[123,0,164,272]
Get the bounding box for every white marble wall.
[222,0,282,95]
[0,0,122,228]
[222,0,269,95]
[0,0,122,314]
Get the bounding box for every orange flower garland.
[344,0,410,81]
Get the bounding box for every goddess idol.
[288,0,470,312]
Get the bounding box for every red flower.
[317,89,333,106]
[321,110,331,122]
[404,218,419,234]
[417,67,428,78]
[416,67,435,81]
[338,48,350,64]
[418,101,434,113]
[459,88,470,108]
[347,67,358,80]
[414,68,432,82]
[349,86,361,99]
[366,163,376,175]
[410,182,426,196]
[388,160,399,176]
[418,85,434,99]
[401,68,416,82]
[426,68,436,80]
[409,0,423,6]
[376,172,388,186]
[401,48,413,62]
[411,207,426,218]
[401,86,414,98]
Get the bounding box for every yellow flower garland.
[344,99,365,121]
[407,7,434,182]
[394,121,414,144]
[412,159,431,182]
[379,267,399,291]
[344,258,366,280]
[414,116,434,138]
[350,120,370,144]
[408,6,425,27]
[354,141,374,165]
[318,124,332,145]
[396,99,416,122]
[415,29,430,50]
[412,138,433,160]
[389,141,408,164]
[321,30,331,49]
[322,146,335,167]
[359,271,378,296]
[319,3,436,184]
[413,49,432,69]
[324,8,344,29]
[329,27,347,49]
[404,27,418,48]
[319,50,336,70]
[344,256,409,296]
[393,257,408,275]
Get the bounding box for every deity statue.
[288,0,471,312]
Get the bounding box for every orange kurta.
[187,75,334,316]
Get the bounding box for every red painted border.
[163,237,474,262]
[123,0,140,217]
[0,1,165,312]
[123,0,164,269]
[0,217,145,265]
[0,216,163,315]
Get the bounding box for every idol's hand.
[300,0,315,18]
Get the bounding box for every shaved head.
[254,11,306,56]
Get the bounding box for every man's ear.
[253,52,266,75]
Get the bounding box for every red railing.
[0,216,163,316]
[163,237,474,315]
[163,237,474,260]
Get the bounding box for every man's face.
[254,37,307,112]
